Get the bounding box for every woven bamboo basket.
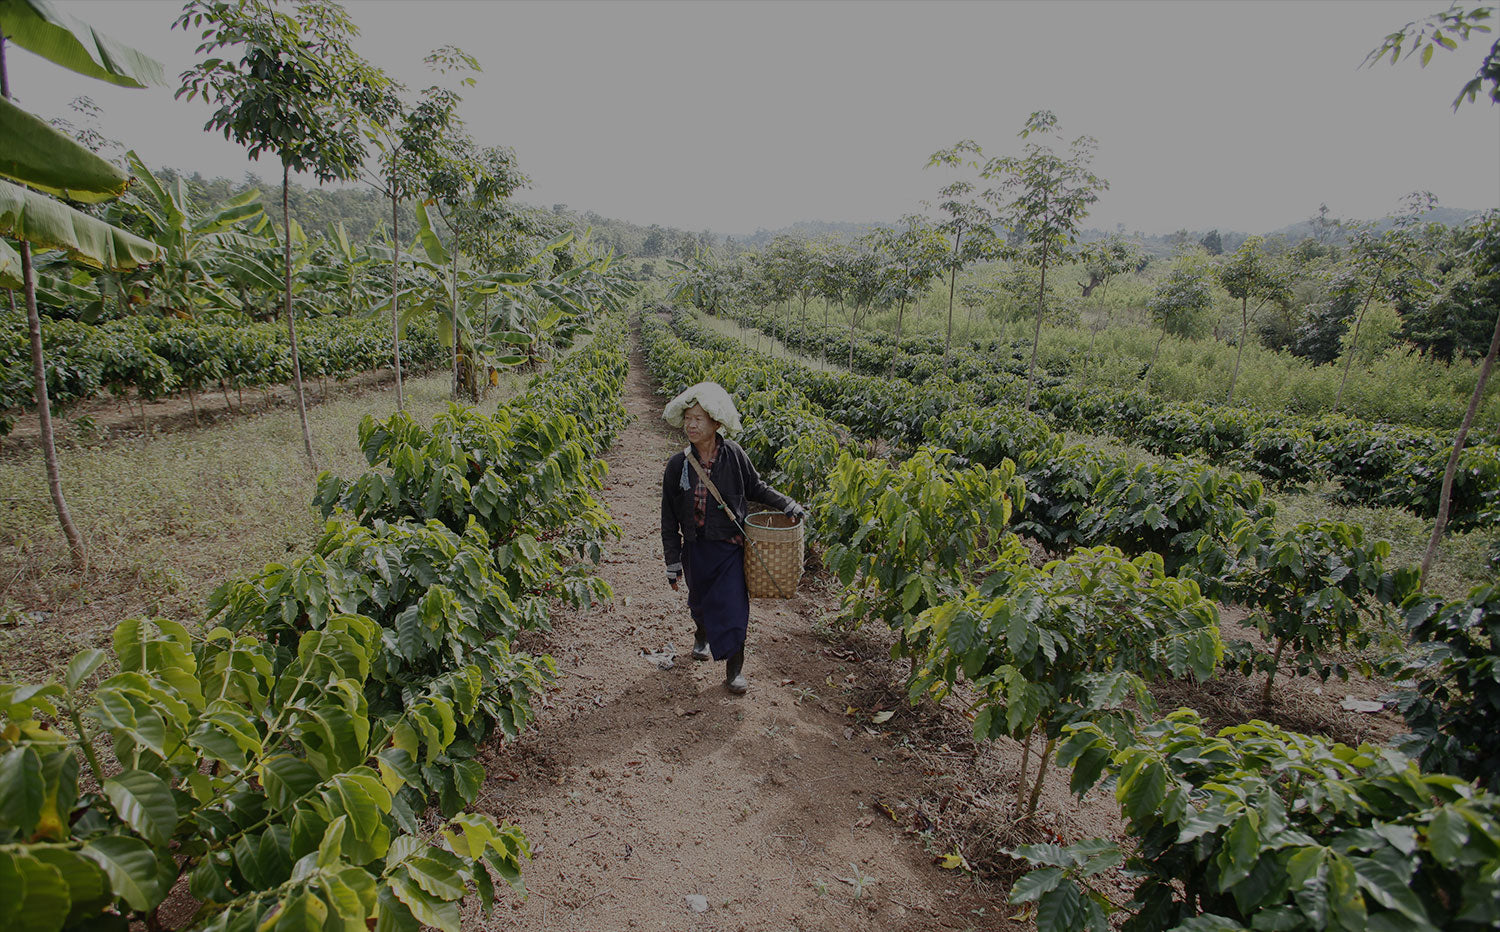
[743,511,803,600]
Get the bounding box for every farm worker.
[660,381,805,694]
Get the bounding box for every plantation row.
[641,307,1500,931]
[0,313,447,438]
[0,317,627,932]
[729,306,1500,528]
[651,308,1407,724]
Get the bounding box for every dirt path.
[468,338,1002,931]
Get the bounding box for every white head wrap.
[663,381,742,435]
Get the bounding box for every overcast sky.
[8,0,1499,236]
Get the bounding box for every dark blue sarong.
[683,538,749,661]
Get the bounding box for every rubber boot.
[692,623,710,661]
[725,648,747,694]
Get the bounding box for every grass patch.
[0,368,527,682]
[1271,486,1493,600]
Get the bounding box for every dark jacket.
[661,436,793,570]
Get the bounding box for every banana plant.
[0,0,164,567]
[115,151,264,317]
[211,213,310,322]
[478,232,633,369]
[303,221,379,316]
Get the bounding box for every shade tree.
[363,45,477,412]
[1330,194,1436,414]
[1216,235,1291,405]
[1394,222,1500,361]
[1367,4,1500,583]
[118,151,265,320]
[870,215,947,377]
[1076,234,1142,300]
[926,140,998,357]
[981,111,1108,409]
[1141,257,1213,386]
[176,0,396,460]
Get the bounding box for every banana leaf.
[0,236,19,288]
[0,178,158,270]
[0,97,129,201]
[540,231,574,252]
[0,0,165,87]
[34,269,96,307]
[413,198,450,265]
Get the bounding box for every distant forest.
[156,167,1482,264]
[154,167,717,262]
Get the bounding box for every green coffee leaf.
[82,834,167,912]
[389,874,460,932]
[1009,866,1065,903]
[4,850,70,932]
[65,649,108,692]
[0,746,44,838]
[103,770,177,848]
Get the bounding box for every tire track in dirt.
[466,334,998,931]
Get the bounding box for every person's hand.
[667,564,682,590]
[784,501,807,523]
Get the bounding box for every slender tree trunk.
[1228,296,1247,406]
[889,300,905,379]
[1026,736,1057,816]
[390,193,404,413]
[187,387,199,426]
[220,380,234,415]
[13,274,86,568]
[944,231,962,359]
[1014,730,1033,813]
[1144,328,1168,387]
[1421,305,1500,583]
[1334,261,1387,415]
[451,249,460,402]
[849,307,857,370]
[822,298,830,368]
[281,163,314,461]
[1262,637,1288,710]
[1024,243,1050,410]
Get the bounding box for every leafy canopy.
[175,0,395,180]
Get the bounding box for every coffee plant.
[821,448,1025,665]
[1391,581,1500,788]
[724,303,1500,527]
[0,617,527,932]
[0,312,447,437]
[915,547,1222,815]
[1216,519,1416,708]
[1013,709,1500,932]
